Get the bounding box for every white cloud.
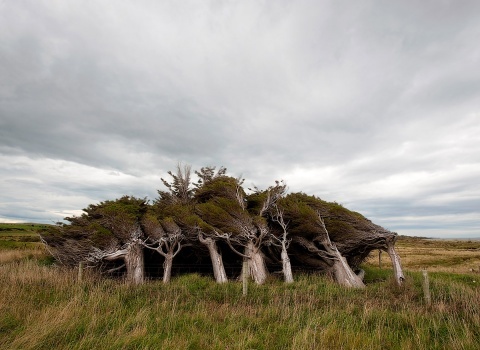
[0,154,162,223]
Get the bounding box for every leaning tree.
[285,193,405,285]
[276,193,366,288]
[195,174,274,284]
[40,196,148,284]
[247,181,294,283]
[142,209,186,283]
[154,164,229,283]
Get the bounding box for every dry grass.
[1,257,479,349]
[0,247,46,264]
[1,236,480,349]
[366,238,480,274]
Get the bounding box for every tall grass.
[0,247,46,264]
[1,257,479,350]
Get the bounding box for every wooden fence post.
[378,250,382,269]
[242,258,248,297]
[422,269,431,306]
[78,262,84,283]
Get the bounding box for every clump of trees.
[40,165,404,288]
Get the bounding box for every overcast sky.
[1,1,479,238]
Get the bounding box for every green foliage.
[194,175,243,203]
[81,196,148,224]
[195,202,240,235]
[88,223,115,245]
[37,255,56,266]
[191,173,257,240]
[39,196,149,265]
[280,192,386,242]
[246,191,269,214]
[278,194,324,238]
[193,166,227,189]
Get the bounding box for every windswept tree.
[191,166,231,283]
[155,164,229,283]
[40,196,148,284]
[278,194,365,288]
[151,165,194,282]
[195,175,271,284]
[195,221,229,283]
[270,205,294,283]
[247,181,293,283]
[39,217,96,266]
[294,194,405,285]
[40,164,405,288]
[143,215,185,283]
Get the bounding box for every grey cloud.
[1,0,479,237]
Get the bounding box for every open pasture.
[366,236,480,275]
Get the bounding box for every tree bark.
[102,243,144,285]
[125,241,144,285]
[163,254,173,283]
[294,235,364,288]
[328,245,365,288]
[281,244,294,283]
[198,234,228,283]
[385,239,405,286]
[245,241,268,284]
[317,216,365,288]
[356,269,365,281]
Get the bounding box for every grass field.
[1,224,479,349]
[367,236,480,275]
[0,223,51,235]
[0,223,47,263]
[0,223,48,248]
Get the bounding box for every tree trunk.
[296,234,364,288]
[199,236,228,283]
[322,237,365,288]
[281,244,294,283]
[356,269,365,281]
[125,241,144,285]
[386,240,405,286]
[329,247,365,288]
[246,241,268,284]
[163,254,173,283]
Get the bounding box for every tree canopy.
[40,165,404,287]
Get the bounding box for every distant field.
[0,223,48,254]
[0,223,50,248]
[365,236,480,275]
[0,223,50,236]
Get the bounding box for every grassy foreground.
[1,225,479,349]
[1,258,479,349]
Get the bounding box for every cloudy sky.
[1,1,479,238]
